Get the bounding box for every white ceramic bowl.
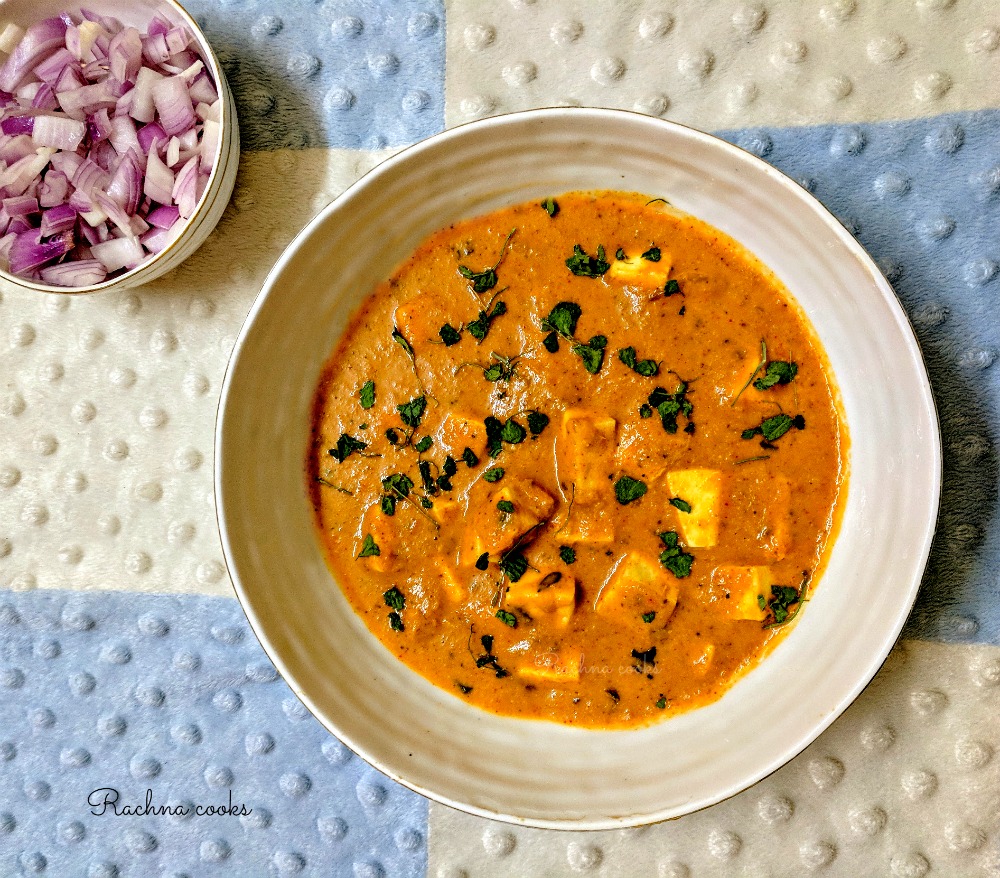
[0,0,239,294]
[216,109,940,829]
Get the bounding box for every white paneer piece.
[461,481,555,564]
[607,250,672,288]
[595,553,680,624]
[710,565,774,621]
[666,468,723,548]
[505,568,576,627]
[556,410,616,543]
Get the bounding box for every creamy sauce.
[308,191,847,728]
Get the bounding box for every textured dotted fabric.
[0,591,427,877]
[1,0,1000,874]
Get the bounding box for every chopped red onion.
[0,9,222,286]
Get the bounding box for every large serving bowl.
[0,0,239,294]
[215,108,940,829]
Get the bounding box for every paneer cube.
[505,568,576,627]
[557,410,616,504]
[438,412,487,460]
[558,508,614,544]
[359,506,399,573]
[607,252,672,288]
[429,497,463,528]
[666,468,723,548]
[758,475,792,560]
[595,552,680,624]
[517,650,581,684]
[432,557,466,603]
[711,565,774,621]
[393,291,447,347]
[461,481,555,563]
[614,423,671,483]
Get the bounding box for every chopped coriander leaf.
[500,418,527,444]
[385,428,400,445]
[483,467,505,483]
[397,395,427,429]
[631,646,657,665]
[658,530,694,578]
[757,594,767,612]
[414,435,433,453]
[388,612,404,632]
[458,228,515,294]
[443,456,457,477]
[382,473,414,498]
[541,197,559,217]
[664,279,681,296]
[475,552,490,571]
[540,301,582,339]
[497,500,515,514]
[496,609,517,627]
[457,683,473,694]
[618,346,659,377]
[462,447,479,468]
[615,247,626,261]
[526,411,550,436]
[559,545,576,564]
[421,496,433,508]
[358,380,375,409]
[647,383,694,434]
[572,335,607,374]
[418,460,435,491]
[383,586,405,611]
[639,403,653,418]
[767,585,801,624]
[566,243,610,277]
[742,413,806,443]
[606,688,620,703]
[481,634,494,653]
[641,245,661,262]
[439,323,462,346]
[642,611,656,623]
[656,696,667,709]
[483,363,503,381]
[542,331,559,353]
[391,327,414,358]
[357,534,380,558]
[498,551,528,582]
[614,474,647,505]
[670,497,692,514]
[380,495,396,516]
[754,360,799,390]
[329,433,367,463]
[467,300,506,342]
[436,474,453,492]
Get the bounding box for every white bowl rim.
[215,106,942,829]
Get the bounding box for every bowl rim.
[0,0,235,295]
[215,106,942,829]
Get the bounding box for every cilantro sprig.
[458,228,516,295]
[566,244,610,278]
[742,413,806,446]
[614,475,647,505]
[658,531,693,578]
[618,346,659,377]
[647,382,695,434]
[329,433,368,463]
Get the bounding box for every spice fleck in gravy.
[308,191,847,728]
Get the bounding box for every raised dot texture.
[567,842,603,871]
[482,828,516,857]
[707,829,742,859]
[891,853,930,877]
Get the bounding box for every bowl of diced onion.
[0,0,238,292]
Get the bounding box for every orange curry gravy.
[308,191,847,729]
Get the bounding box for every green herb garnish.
[540,301,582,339]
[382,473,414,499]
[418,460,435,492]
[572,334,607,374]
[658,531,694,578]
[462,447,479,468]
[647,383,694,434]
[397,395,427,429]
[639,403,653,418]
[497,500,515,515]
[641,245,661,262]
[559,545,576,564]
[385,428,400,445]
[486,416,527,456]
[381,495,396,516]
[359,380,375,410]
[467,300,507,343]
[742,413,806,444]
[414,435,433,453]
[566,244,610,277]
[457,683,473,694]
[542,331,559,353]
[754,360,799,390]
[541,197,559,217]
[631,646,656,665]
[498,550,528,582]
[615,247,627,261]
[329,433,368,463]
[669,497,692,514]
[388,612,404,632]
[483,467,505,483]
[642,611,656,623]
[475,634,509,678]
[383,586,405,611]
[496,609,517,627]
[655,696,667,709]
[618,346,659,377]
[458,228,515,294]
[664,279,681,296]
[439,324,462,346]
[475,552,490,571]
[357,534,380,558]
[614,475,647,505]
[526,411,550,436]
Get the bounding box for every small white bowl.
[216,109,941,829]
[0,0,238,294]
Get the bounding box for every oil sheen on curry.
[308,191,847,729]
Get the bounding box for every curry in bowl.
[308,191,847,729]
